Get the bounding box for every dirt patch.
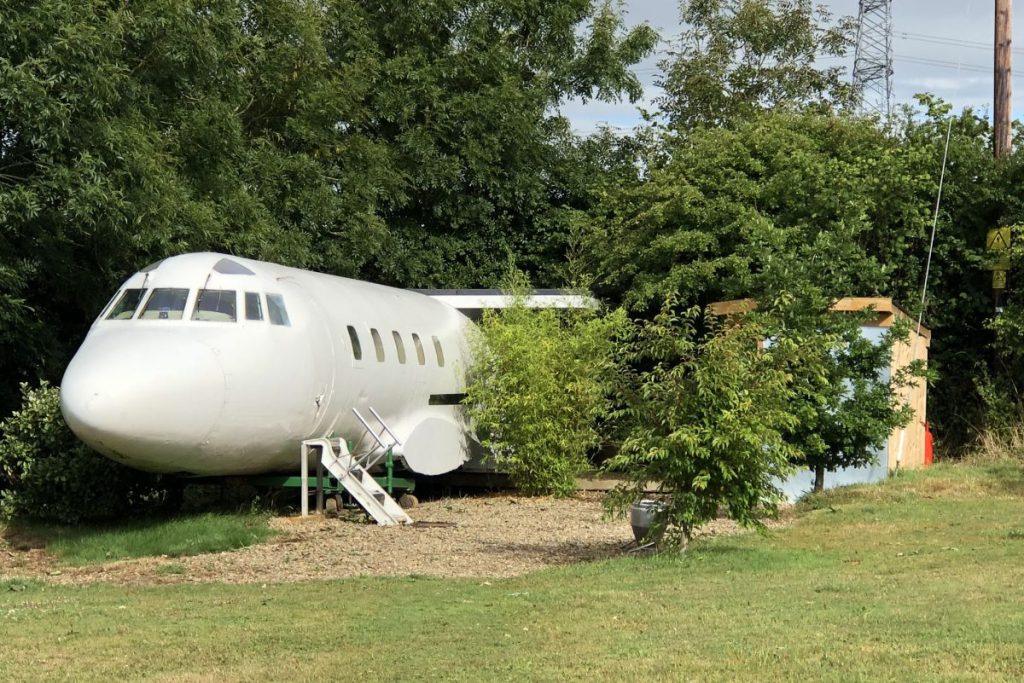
[0,493,773,586]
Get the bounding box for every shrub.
[464,282,626,496]
[0,382,167,523]
[604,299,799,548]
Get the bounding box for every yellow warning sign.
[987,227,1012,270]
[994,270,1008,290]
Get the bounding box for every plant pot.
[630,499,665,544]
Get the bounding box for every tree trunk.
[813,465,825,493]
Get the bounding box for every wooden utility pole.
[995,0,1013,157]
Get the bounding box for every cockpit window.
[244,292,263,321]
[106,289,146,320]
[192,289,237,322]
[266,293,290,326]
[139,288,189,320]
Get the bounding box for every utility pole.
[993,1,1014,313]
[995,0,1013,157]
[853,0,894,119]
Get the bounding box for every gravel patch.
[1,493,769,586]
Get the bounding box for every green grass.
[2,463,1024,682]
[3,512,274,565]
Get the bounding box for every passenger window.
[392,331,407,364]
[245,292,263,321]
[106,289,146,320]
[266,294,290,326]
[192,289,237,322]
[347,326,362,360]
[370,328,385,362]
[432,336,445,367]
[411,333,426,365]
[139,288,189,320]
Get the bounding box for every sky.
[562,0,1016,133]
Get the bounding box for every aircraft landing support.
[301,438,412,526]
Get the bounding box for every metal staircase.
[299,407,412,526]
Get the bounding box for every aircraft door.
[279,278,336,436]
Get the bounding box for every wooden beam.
[707,299,756,316]
[707,296,931,340]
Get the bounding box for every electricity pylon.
[853,0,894,118]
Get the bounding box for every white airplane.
[60,252,479,478]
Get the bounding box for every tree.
[321,0,658,288]
[0,0,657,421]
[605,299,798,548]
[464,273,626,496]
[584,111,930,489]
[585,111,934,312]
[895,97,1024,450]
[658,0,856,130]
[751,293,918,492]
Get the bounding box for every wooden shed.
[709,297,930,472]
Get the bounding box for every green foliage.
[0,0,657,419]
[658,0,856,130]
[586,111,934,311]
[464,274,626,496]
[605,299,798,547]
[0,382,167,523]
[757,297,918,489]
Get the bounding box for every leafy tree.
[895,97,1024,450]
[464,273,626,496]
[323,0,658,287]
[585,111,934,312]
[605,299,798,548]
[658,0,856,130]
[0,0,657,421]
[584,111,929,487]
[754,294,918,491]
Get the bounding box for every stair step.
[304,437,412,526]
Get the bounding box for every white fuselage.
[60,253,476,476]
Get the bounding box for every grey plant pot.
[630,499,665,544]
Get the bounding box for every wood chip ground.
[0,493,768,586]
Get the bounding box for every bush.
[604,299,799,548]
[0,382,168,523]
[464,283,626,496]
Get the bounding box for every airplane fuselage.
[60,253,475,476]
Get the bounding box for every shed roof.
[708,297,931,341]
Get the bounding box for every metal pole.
[300,443,309,517]
[995,0,1013,157]
[316,458,324,515]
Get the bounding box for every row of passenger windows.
[347,325,445,368]
[106,288,290,325]
[106,287,447,367]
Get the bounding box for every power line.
[895,55,990,75]
[897,31,1024,56]
[895,54,1024,80]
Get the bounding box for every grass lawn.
[3,512,274,565]
[2,463,1024,682]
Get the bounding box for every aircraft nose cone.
[60,333,226,472]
